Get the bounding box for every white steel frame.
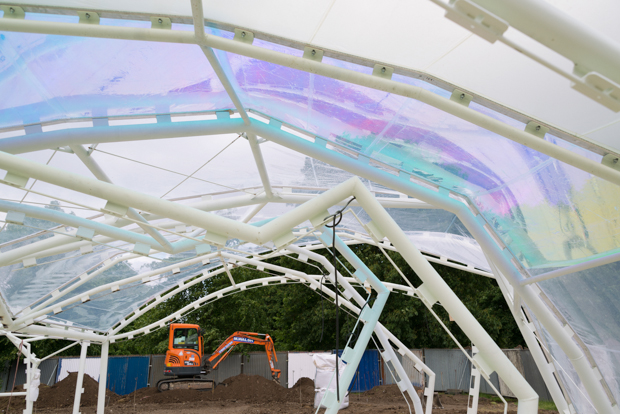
[0,2,618,413]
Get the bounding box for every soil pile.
[1,372,120,413]
[362,384,415,402]
[117,375,315,406]
[38,372,120,409]
[217,375,314,404]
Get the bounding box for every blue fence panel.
[336,349,381,392]
[106,356,150,395]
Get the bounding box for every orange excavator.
[157,323,281,391]
[207,331,281,383]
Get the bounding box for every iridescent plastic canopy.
[1,3,620,413]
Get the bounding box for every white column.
[467,346,481,414]
[23,342,33,414]
[352,180,539,413]
[73,341,90,414]
[96,341,109,414]
[490,260,571,413]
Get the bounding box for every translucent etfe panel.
[406,232,490,271]
[474,143,617,271]
[217,50,410,141]
[0,238,117,315]
[45,255,223,332]
[527,306,595,413]
[0,15,233,129]
[537,261,620,405]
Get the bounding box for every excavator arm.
[207,331,281,383]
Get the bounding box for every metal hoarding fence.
[240,351,288,386]
[106,356,150,396]
[2,358,59,392]
[423,348,472,392]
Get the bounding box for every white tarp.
[313,353,349,410]
[57,357,101,383]
[287,352,330,388]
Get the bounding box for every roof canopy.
[0,1,619,413]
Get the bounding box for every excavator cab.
[163,323,204,378]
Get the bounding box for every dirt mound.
[38,372,120,409]
[361,383,423,403]
[116,374,315,406]
[1,372,120,413]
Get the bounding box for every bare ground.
[1,373,558,414]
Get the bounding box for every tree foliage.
[1,245,524,369]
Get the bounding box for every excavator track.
[157,377,215,392]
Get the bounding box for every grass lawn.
[480,393,557,411]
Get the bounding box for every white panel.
[287,352,330,388]
[427,35,619,136]
[586,120,620,152]
[311,0,471,71]
[57,356,102,383]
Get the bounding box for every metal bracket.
[23,257,36,268]
[602,154,620,172]
[233,28,254,44]
[156,114,171,123]
[269,118,283,129]
[444,0,508,43]
[303,47,324,62]
[450,89,473,106]
[102,201,129,217]
[524,121,549,138]
[151,16,171,30]
[80,244,93,255]
[195,244,211,255]
[2,171,29,188]
[571,71,620,112]
[76,226,95,241]
[56,146,74,154]
[372,64,394,80]
[6,211,25,225]
[0,5,24,19]
[202,231,227,246]
[215,110,231,119]
[92,117,109,127]
[77,11,99,25]
[132,242,151,256]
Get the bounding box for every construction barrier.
[0,348,553,400]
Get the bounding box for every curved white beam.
[0,118,246,154]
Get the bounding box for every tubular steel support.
[72,341,89,414]
[70,143,175,252]
[251,121,612,413]
[489,259,571,414]
[96,340,109,414]
[0,118,247,154]
[246,132,274,197]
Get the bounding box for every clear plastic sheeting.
[213,49,619,273]
[0,241,120,315]
[527,306,595,413]
[0,9,618,413]
[44,253,216,332]
[405,231,489,272]
[537,261,620,405]
[0,15,234,128]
